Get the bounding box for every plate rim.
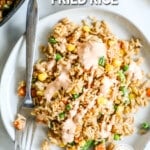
[0,7,150,142]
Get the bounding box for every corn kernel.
[53,91,59,98]
[97,97,107,105]
[114,99,120,104]
[82,25,90,32]
[38,72,48,81]
[120,49,125,57]
[132,87,138,95]
[112,59,122,67]
[105,64,113,72]
[124,107,131,114]
[70,89,76,95]
[108,40,115,46]
[116,114,122,120]
[59,143,65,147]
[116,106,124,114]
[36,90,44,96]
[129,93,136,100]
[79,140,86,147]
[67,44,76,51]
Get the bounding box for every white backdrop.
[0,0,150,149]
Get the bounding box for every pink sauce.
[44,80,60,101]
[99,122,112,138]
[44,71,70,101]
[128,61,143,80]
[62,94,97,144]
[47,60,56,71]
[75,96,97,123]
[77,41,107,69]
[101,76,117,95]
[62,100,80,143]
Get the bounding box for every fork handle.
[25,0,38,105]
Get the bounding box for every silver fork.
[15,0,38,149]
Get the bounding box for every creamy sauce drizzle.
[101,76,117,95]
[100,122,112,138]
[62,100,80,143]
[75,96,97,123]
[47,60,56,71]
[44,71,70,101]
[44,41,116,143]
[62,92,97,144]
[77,41,107,69]
[128,61,143,80]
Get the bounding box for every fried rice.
[17,17,150,150]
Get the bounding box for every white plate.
[0,7,150,150]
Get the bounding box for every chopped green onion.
[114,105,118,112]
[98,56,105,67]
[123,65,129,72]
[120,86,128,96]
[50,122,54,129]
[94,139,105,146]
[139,122,150,134]
[48,37,57,44]
[82,87,84,93]
[124,99,130,105]
[73,94,80,99]
[141,122,150,130]
[94,141,99,146]
[66,104,72,111]
[55,53,62,61]
[32,77,37,83]
[100,139,105,144]
[118,70,125,82]
[80,140,94,150]
[58,112,65,120]
[114,134,121,140]
[68,141,75,146]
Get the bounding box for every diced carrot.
[18,86,26,97]
[95,144,106,150]
[146,88,150,97]
[13,120,25,130]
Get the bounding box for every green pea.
[58,112,65,120]
[141,122,150,130]
[123,65,129,72]
[114,105,118,112]
[66,104,72,111]
[48,37,57,44]
[55,53,62,61]
[73,94,80,99]
[120,86,128,96]
[114,134,120,140]
[118,70,125,82]
[80,140,94,150]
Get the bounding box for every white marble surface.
[0,0,150,149]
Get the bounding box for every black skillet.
[0,0,25,26]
